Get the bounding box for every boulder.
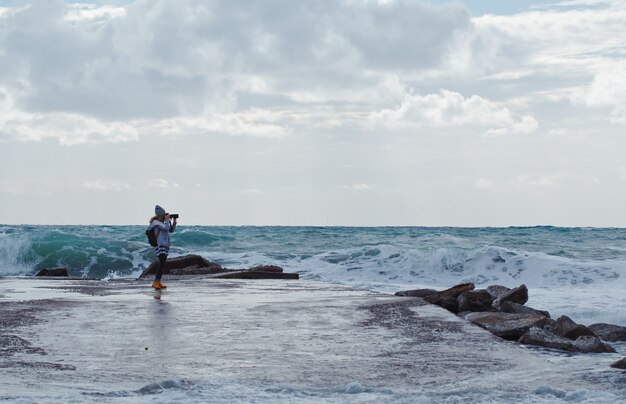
[492,284,528,308]
[518,327,581,352]
[139,254,298,280]
[424,283,475,314]
[140,254,223,278]
[35,268,69,277]
[212,271,299,280]
[573,336,616,353]
[553,315,578,337]
[457,289,494,312]
[588,323,626,342]
[395,289,438,298]
[466,312,549,340]
[610,357,626,369]
[499,301,550,318]
[486,285,511,300]
[553,315,597,340]
[244,265,284,273]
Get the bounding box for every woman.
[147,205,177,289]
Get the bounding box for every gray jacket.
[148,219,176,247]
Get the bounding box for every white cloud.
[474,178,495,189]
[145,178,181,189]
[142,112,288,139]
[571,62,626,123]
[81,180,130,191]
[370,90,538,135]
[340,183,373,191]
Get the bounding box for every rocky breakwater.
[396,283,626,366]
[138,254,299,280]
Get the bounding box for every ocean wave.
[1,226,625,292]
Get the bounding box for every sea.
[2,224,626,326]
[1,225,626,403]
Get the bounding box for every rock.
[564,325,598,340]
[492,284,528,308]
[518,327,581,352]
[610,357,626,369]
[211,271,299,280]
[486,285,511,300]
[424,283,475,314]
[499,301,550,318]
[553,315,578,337]
[35,268,69,277]
[139,255,296,279]
[553,315,597,340]
[395,289,438,298]
[588,323,626,342]
[245,265,284,273]
[140,254,223,278]
[574,336,616,353]
[457,289,494,312]
[466,312,549,340]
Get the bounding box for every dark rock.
[574,336,616,353]
[140,254,223,278]
[564,325,598,340]
[211,271,299,280]
[395,289,438,298]
[553,315,578,337]
[611,357,626,369]
[588,323,626,342]
[245,265,284,273]
[35,268,69,277]
[518,327,581,352]
[499,301,551,318]
[140,254,294,279]
[552,315,597,340]
[492,284,528,308]
[542,318,557,333]
[486,285,510,300]
[466,312,549,340]
[457,289,494,312]
[423,283,475,314]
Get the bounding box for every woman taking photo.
[147,205,177,289]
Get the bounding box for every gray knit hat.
[155,205,166,216]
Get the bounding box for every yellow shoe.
[152,281,167,289]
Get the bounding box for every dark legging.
[155,254,167,281]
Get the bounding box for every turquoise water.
[2,225,626,286]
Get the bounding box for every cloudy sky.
[1,0,625,226]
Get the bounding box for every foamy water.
[1,225,626,325]
[1,225,626,403]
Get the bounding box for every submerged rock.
[518,327,580,352]
[211,271,299,280]
[394,289,438,298]
[35,268,69,277]
[610,357,626,369]
[499,301,550,319]
[457,289,494,312]
[573,336,616,353]
[140,254,223,278]
[424,283,475,314]
[588,323,626,342]
[466,312,549,340]
[139,254,298,280]
[492,284,528,308]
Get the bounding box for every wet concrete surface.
[0,277,624,401]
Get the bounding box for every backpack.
[145,227,161,247]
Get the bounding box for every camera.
[169,213,179,219]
